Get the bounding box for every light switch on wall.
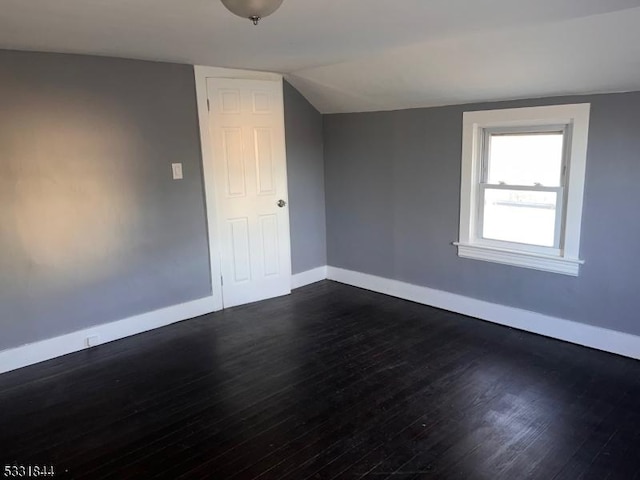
[172,163,183,180]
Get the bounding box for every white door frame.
[193,65,286,312]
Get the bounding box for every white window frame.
[455,104,591,276]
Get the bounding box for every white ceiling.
[1,0,640,113]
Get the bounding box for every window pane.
[482,189,557,247]
[488,133,564,187]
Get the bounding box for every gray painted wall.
[0,50,211,351]
[0,51,327,352]
[324,92,640,337]
[283,81,327,273]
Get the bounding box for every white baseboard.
[292,266,328,289]
[4,265,637,375]
[327,266,640,360]
[0,296,217,375]
[1,265,328,375]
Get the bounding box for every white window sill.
[453,242,584,276]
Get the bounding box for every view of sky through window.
[488,133,564,186]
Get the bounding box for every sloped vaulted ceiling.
[1,0,640,112]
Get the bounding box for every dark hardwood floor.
[1,280,640,479]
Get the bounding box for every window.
[455,104,590,276]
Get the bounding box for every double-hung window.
[456,104,590,276]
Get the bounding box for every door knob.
[277,199,287,208]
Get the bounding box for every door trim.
[193,66,285,311]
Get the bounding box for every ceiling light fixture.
[220,0,284,25]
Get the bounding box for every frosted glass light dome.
[220,0,285,24]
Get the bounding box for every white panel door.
[207,78,291,307]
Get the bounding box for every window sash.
[476,184,565,252]
[481,126,569,188]
[474,125,570,252]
